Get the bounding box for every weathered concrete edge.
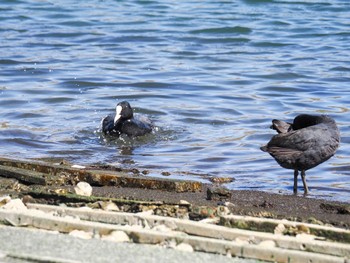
[26,203,350,258]
[0,157,202,192]
[0,209,346,263]
[220,214,350,243]
[0,165,46,185]
[0,250,80,263]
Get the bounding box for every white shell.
[74,182,92,197]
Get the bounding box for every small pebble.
[209,177,234,184]
[71,165,86,169]
[102,231,130,243]
[69,230,93,239]
[2,198,27,211]
[74,182,92,197]
[207,187,232,201]
[152,224,172,233]
[216,206,230,216]
[175,243,193,252]
[224,202,235,207]
[100,201,120,212]
[274,223,285,235]
[259,240,276,248]
[0,196,11,207]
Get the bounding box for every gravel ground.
[92,185,350,228]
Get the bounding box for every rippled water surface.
[1,0,349,201]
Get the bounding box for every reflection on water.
[0,0,349,202]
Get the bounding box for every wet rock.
[207,187,232,201]
[59,160,72,166]
[209,177,234,184]
[74,182,92,197]
[130,168,140,175]
[161,171,171,176]
[89,164,123,172]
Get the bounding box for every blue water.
[1,0,349,202]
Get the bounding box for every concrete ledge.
[0,203,347,262]
[220,214,350,243]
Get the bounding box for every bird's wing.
[101,114,115,134]
[263,146,303,159]
[262,128,316,163]
[262,123,340,170]
[121,119,152,136]
[267,128,316,152]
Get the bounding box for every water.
[1,0,349,202]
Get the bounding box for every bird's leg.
[293,169,298,194]
[301,170,309,194]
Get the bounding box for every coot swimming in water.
[261,114,340,194]
[102,101,153,137]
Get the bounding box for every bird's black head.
[292,114,326,130]
[114,101,133,124]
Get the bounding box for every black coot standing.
[102,101,152,137]
[261,114,340,194]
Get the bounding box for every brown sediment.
[0,157,349,230]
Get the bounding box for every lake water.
[1,0,349,202]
